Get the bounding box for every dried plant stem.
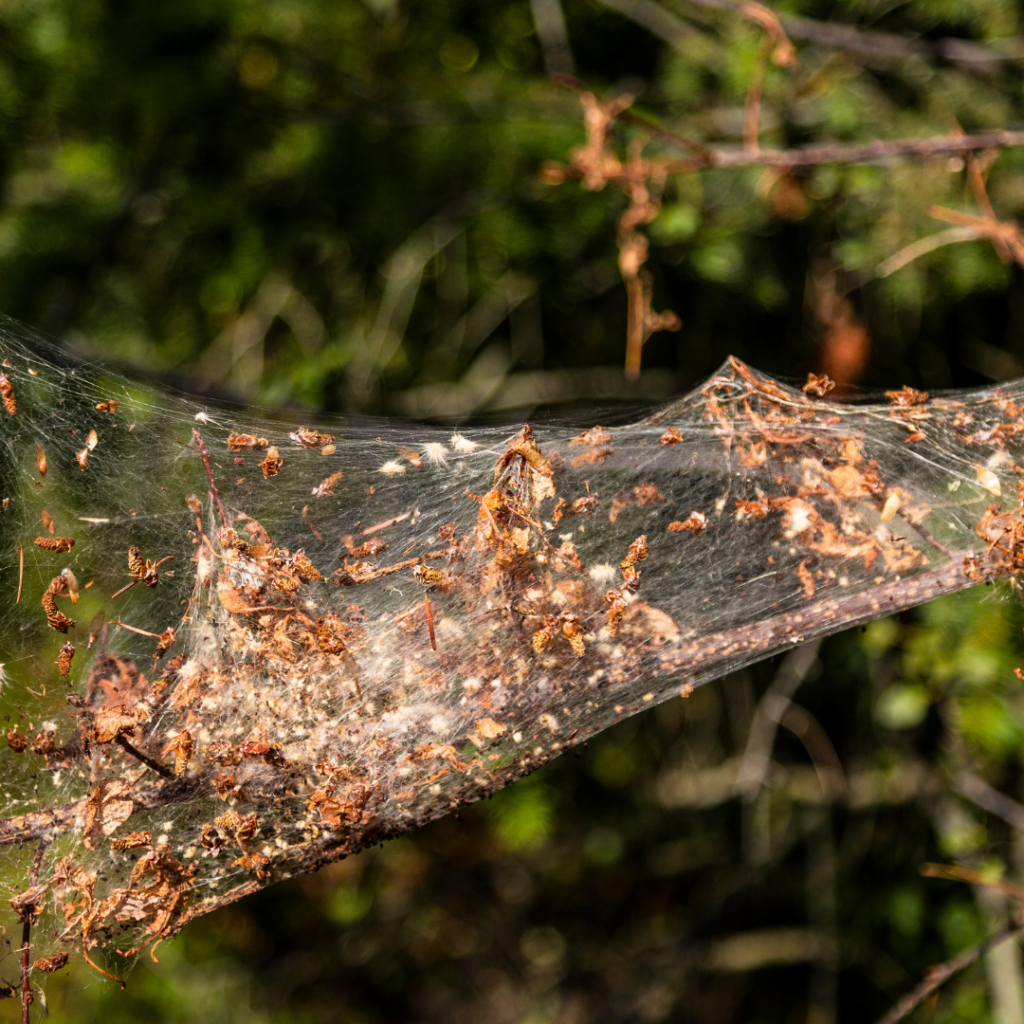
[742,42,770,155]
[113,735,176,781]
[873,919,1024,1024]
[191,428,229,527]
[877,226,985,277]
[16,542,22,604]
[20,842,47,1024]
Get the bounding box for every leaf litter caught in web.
[1,324,1023,989]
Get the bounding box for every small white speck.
[378,460,406,476]
[194,411,211,423]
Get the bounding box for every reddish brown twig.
[191,428,230,527]
[15,542,22,604]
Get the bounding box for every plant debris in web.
[0,325,1021,991]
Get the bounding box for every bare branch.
[673,0,1018,70]
[877,226,985,277]
[873,920,1024,1024]
[530,0,575,77]
[953,773,1024,832]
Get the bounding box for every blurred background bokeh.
[5,0,1024,1021]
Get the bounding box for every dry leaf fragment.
[886,385,929,407]
[880,492,902,522]
[110,831,152,850]
[475,718,507,739]
[226,431,269,451]
[397,446,423,467]
[570,426,613,446]
[33,953,71,973]
[259,446,282,478]
[976,465,1002,497]
[58,641,74,678]
[797,559,816,598]
[802,373,835,398]
[0,372,16,415]
[35,444,46,476]
[668,511,708,537]
[94,705,147,743]
[312,471,343,498]
[289,426,334,448]
[81,778,135,850]
[76,447,89,470]
[96,400,120,413]
[7,726,27,753]
[659,427,683,445]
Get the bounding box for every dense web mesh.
[0,323,1022,986]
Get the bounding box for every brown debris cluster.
[4,351,1024,980]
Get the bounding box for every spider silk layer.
[0,324,1020,984]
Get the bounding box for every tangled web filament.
[0,328,1021,984]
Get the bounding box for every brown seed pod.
[34,536,75,553]
[40,508,55,534]
[0,373,15,415]
[34,444,46,476]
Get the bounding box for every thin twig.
[735,639,823,799]
[921,862,1024,903]
[20,841,47,1024]
[953,772,1024,832]
[873,919,1024,1024]
[877,226,985,277]
[674,0,1016,70]
[114,735,177,781]
[663,130,1024,170]
[16,542,22,605]
[191,428,230,528]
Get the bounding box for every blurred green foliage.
[4,0,1024,1021]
